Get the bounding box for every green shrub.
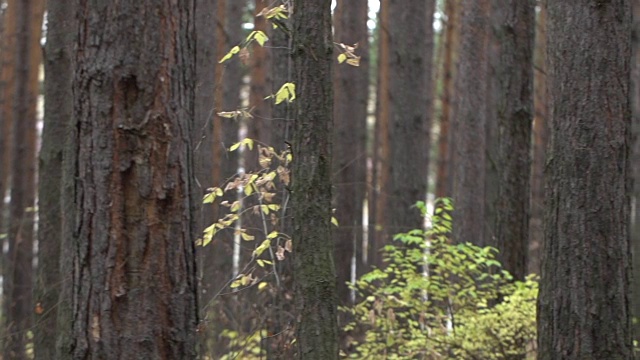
[341,199,537,359]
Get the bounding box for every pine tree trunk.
[34,0,72,357]
[4,0,44,358]
[488,0,535,280]
[332,0,368,308]
[453,0,490,246]
[292,0,338,358]
[529,3,548,276]
[60,1,199,358]
[537,2,633,358]
[630,0,640,348]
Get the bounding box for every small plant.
[341,199,538,359]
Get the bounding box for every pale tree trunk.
[537,1,633,358]
[292,0,338,358]
[59,0,199,358]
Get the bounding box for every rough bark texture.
[370,0,390,268]
[529,3,548,276]
[630,0,640,347]
[537,2,633,358]
[453,0,490,246]
[488,0,535,280]
[332,0,368,308]
[291,0,338,358]
[34,0,73,358]
[60,1,199,358]
[435,0,459,200]
[4,0,44,358]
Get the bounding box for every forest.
[0,0,638,359]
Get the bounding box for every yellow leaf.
[273,83,296,104]
[230,142,241,152]
[258,282,268,291]
[244,183,255,196]
[346,57,360,67]
[267,231,279,239]
[337,53,347,63]
[203,192,215,204]
[241,232,255,241]
[219,46,240,63]
[331,217,339,227]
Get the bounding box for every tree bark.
[630,0,640,348]
[537,1,633,358]
[34,0,73,358]
[60,1,199,358]
[435,0,460,201]
[292,0,338,358]
[370,0,390,268]
[4,0,44,358]
[332,0,368,309]
[487,0,535,280]
[453,0,490,246]
[529,2,548,276]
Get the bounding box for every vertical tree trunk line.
[5,0,44,358]
[35,0,73,357]
[630,0,640,347]
[60,0,199,358]
[529,2,548,276]
[538,2,633,358]
[332,0,369,309]
[292,0,338,358]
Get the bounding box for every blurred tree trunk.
[60,0,198,358]
[630,0,640,348]
[332,0,368,309]
[486,0,535,280]
[537,1,633,358]
[435,0,460,201]
[370,0,389,268]
[248,0,271,162]
[34,0,73,358]
[529,3,548,276]
[4,0,44,358]
[453,0,490,246]
[0,1,17,344]
[292,0,337,358]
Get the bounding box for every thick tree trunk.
[60,1,199,358]
[453,0,490,246]
[34,0,73,358]
[529,3,548,276]
[488,0,535,280]
[4,0,44,358]
[292,0,338,358]
[332,0,368,308]
[537,2,633,358]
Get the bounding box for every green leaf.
[219,45,240,63]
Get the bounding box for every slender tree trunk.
[370,0,390,268]
[292,0,337,358]
[60,1,198,358]
[487,0,535,280]
[332,0,368,309]
[34,0,73,358]
[453,0,490,246]
[248,0,271,159]
[630,0,640,347]
[4,0,43,358]
[0,2,17,346]
[529,3,548,276]
[435,0,459,201]
[537,2,633,358]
